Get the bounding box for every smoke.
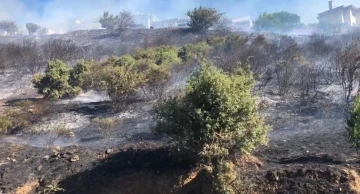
[0,0,359,34]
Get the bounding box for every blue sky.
[1,0,360,33]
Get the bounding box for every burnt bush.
[0,40,45,73]
[42,39,83,62]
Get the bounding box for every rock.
[105,149,113,154]
[36,165,42,171]
[62,154,71,159]
[66,150,74,155]
[69,132,76,137]
[28,109,35,114]
[70,155,79,162]
[265,171,279,182]
[43,155,50,161]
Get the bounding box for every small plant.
[38,181,64,194]
[93,117,116,138]
[53,124,73,137]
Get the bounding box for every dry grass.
[348,169,360,193]
[15,180,39,194]
[234,155,264,171]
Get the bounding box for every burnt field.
[1,28,360,193]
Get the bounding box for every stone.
[36,165,42,171]
[62,154,71,159]
[69,132,76,137]
[43,155,50,161]
[265,171,279,182]
[105,149,113,154]
[70,155,79,162]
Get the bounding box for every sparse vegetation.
[53,124,73,137]
[42,39,82,62]
[93,117,116,138]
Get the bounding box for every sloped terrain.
[1,29,360,194]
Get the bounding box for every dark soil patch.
[277,155,344,165]
[58,147,197,194]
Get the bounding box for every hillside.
[0,29,360,194]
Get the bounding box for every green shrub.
[32,60,81,99]
[69,60,92,88]
[206,36,226,47]
[97,65,147,103]
[116,55,136,67]
[143,63,171,98]
[178,42,209,63]
[347,96,360,150]
[103,55,136,67]
[153,64,268,193]
[134,45,180,65]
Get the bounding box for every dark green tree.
[186,7,224,31]
[26,23,41,35]
[99,11,119,29]
[0,21,18,35]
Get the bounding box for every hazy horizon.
[0,0,360,34]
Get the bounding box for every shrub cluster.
[32,60,90,99]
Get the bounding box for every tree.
[254,11,301,32]
[42,39,82,62]
[333,38,360,104]
[26,23,41,35]
[117,10,134,30]
[99,11,119,29]
[153,64,268,193]
[186,7,224,31]
[0,21,18,35]
[38,27,49,36]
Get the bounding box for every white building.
[318,1,360,27]
[132,12,160,29]
[152,18,189,29]
[231,16,254,32]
